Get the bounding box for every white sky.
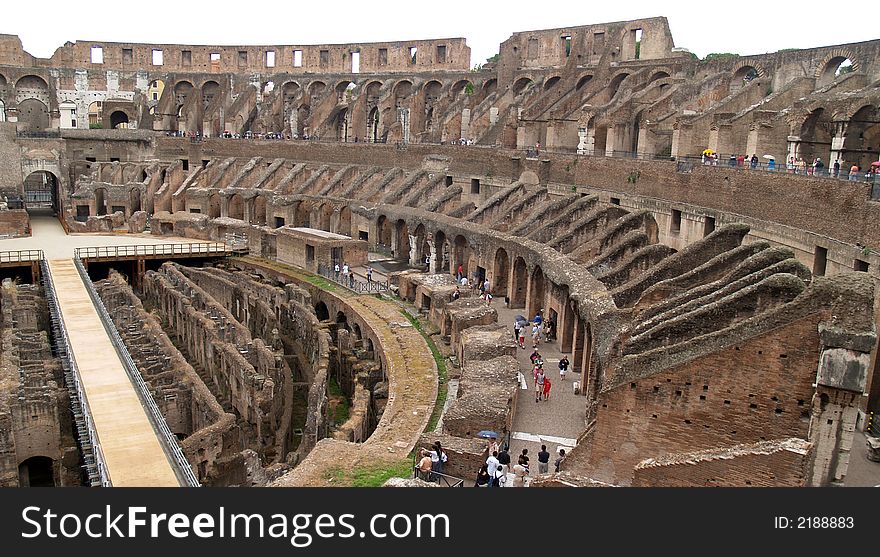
[3,0,877,66]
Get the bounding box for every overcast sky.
[3,1,877,66]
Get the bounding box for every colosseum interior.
[1,16,879,487]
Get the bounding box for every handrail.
[316,263,390,294]
[411,465,466,487]
[41,258,112,487]
[73,255,201,487]
[74,242,229,260]
[0,250,43,263]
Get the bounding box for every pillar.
[220,196,229,218]
[829,122,848,170]
[605,124,618,157]
[408,234,419,267]
[428,241,437,274]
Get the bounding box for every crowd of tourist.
[699,149,878,182]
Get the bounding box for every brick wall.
[0,210,29,236]
[632,438,812,487]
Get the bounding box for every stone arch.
[336,311,349,330]
[452,235,471,276]
[330,105,350,141]
[528,265,546,318]
[337,205,352,236]
[23,170,60,213]
[308,80,327,100]
[94,186,108,216]
[607,72,631,100]
[842,104,880,171]
[201,80,221,110]
[576,74,593,91]
[315,301,330,321]
[367,106,380,142]
[129,187,141,213]
[451,79,473,99]
[208,193,221,218]
[434,229,449,272]
[377,215,392,249]
[649,70,671,83]
[493,247,510,297]
[543,75,562,90]
[110,110,129,129]
[352,322,362,341]
[513,76,534,95]
[335,80,354,103]
[228,193,244,220]
[798,107,832,163]
[393,80,412,109]
[253,195,267,225]
[482,78,497,96]
[413,223,428,265]
[15,74,49,104]
[815,50,860,88]
[511,256,528,309]
[395,219,410,261]
[17,98,49,130]
[18,456,55,487]
[319,202,333,231]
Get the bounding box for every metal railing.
[317,263,389,294]
[41,258,111,487]
[411,466,466,487]
[868,411,879,438]
[75,242,228,260]
[676,154,880,187]
[73,255,201,487]
[0,249,43,264]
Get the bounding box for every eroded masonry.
[1,16,879,486]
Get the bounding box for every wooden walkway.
[47,259,181,486]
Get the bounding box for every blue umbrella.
[477,430,498,439]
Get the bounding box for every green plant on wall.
[464,83,475,96]
[627,170,641,184]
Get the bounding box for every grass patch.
[399,309,448,433]
[328,376,350,425]
[324,459,414,487]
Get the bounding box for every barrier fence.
[317,263,390,294]
[75,242,228,260]
[0,249,43,264]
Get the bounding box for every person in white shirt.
[334,263,340,281]
[486,451,500,487]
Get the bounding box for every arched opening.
[94,186,108,216]
[511,257,528,309]
[818,57,855,88]
[561,297,575,353]
[110,110,129,129]
[576,74,593,91]
[544,76,561,90]
[337,206,352,236]
[368,106,380,143]
[130,188,142,213]
[453,235,470,277]
[336,311,349,330]
[173,81,194,131]
[18,456,55,487]
[414,223,427,265]
[481,78,497,102]
[315,301,330,321]
[18,98,49,130]
[201,81,221,110]
[282,82,301,135]
[332,107,350,142]
[798,108,832,166]
[228,193,244,220]
[208,193,221,218]
[319,203,333,231]
[395,219,410,262]
[513,77,534,95]
[650,71,671,83]
[393,80,412,108]
[352,323,362,341]
[841,105,880,172]
[295,201,311,227]
[335,80,354,103]
[528,265,546,318]
[493,248,510,297]
[253,195,267,226]
[23,171,60,214]
[452,79,473,100]
[377,215,392,252]
[607,73,630,101]
[731,66,757,92]
[434,230,448,272]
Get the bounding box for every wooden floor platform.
[47,259,181,487]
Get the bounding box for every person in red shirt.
[543,377,551,401]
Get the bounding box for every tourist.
[813,157,824,176]
[511,463,528,487]
[417,449,433,481]
[453,286,460,301]
[518,326,526,349]
[485,291,493,306]
[497,446,511,470]
[833,159,841,178]
[533,311,543,327]
[514,319,522,344]
[537,445,551,475]
[518,448,530,471]
[341,262,350,284]
[554,449,566,472]
[366,266,373,283]
[459,275,469,287]
[424,254,431,270]
[334,262,340,281]
[850,164,860,181]
[431,441,448,479]
[544,317,555,342]
[349,270,355,288]
[532,323,541,348]
[558,355,570,381]
[493,463,507,487]
[530,348,542,366]
[474,463,490,487]
[456,264,464,281]
[487,437,499,457]
[728,154,736,167]
[483,278,490,294]
[486,450,500,487]
[750,154,758,169]
[535,368,545,402]
[543,377,551,401]
[768,158,776,171]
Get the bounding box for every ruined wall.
[632,438,813,487]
